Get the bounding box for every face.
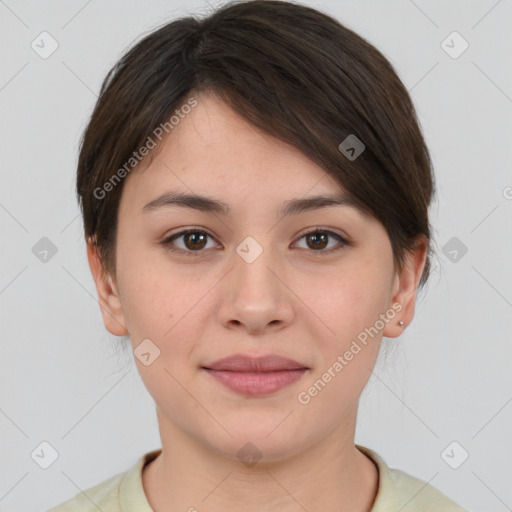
[89,91,426,463]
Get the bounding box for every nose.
[216,243,295,335]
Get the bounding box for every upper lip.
[202,354,308,372]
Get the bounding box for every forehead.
[117,91,374,227]
[125,92,343,198]
[168,93,328,180]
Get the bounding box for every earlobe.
[383,235,428,339]
[86,238,128,336]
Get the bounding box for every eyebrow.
[142,191,359,217]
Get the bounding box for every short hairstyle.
[77,0,436,290]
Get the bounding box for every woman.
[48,0,468,510]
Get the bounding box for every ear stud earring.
[398,321,404,328]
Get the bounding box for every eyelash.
[161,227,351,257]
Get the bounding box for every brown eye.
[162,227,350,258]
[294,228,349,254]
[162,229,217,256]
[305,232,329,250]
[183,231,208,250]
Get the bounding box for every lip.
[201,354,309,396]
[203,354,308,372]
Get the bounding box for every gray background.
[1,1,511,510]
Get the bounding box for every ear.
[382,234,428,338]
[86,237,128,336]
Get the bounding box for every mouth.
[201,354,309,396]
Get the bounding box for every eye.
[161,227,350,257]
[162,229,219,256]
[293,227,350,254]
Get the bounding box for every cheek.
[310,268,379,335]
[117,267,201,398]
[305,264,389,378]
[117,258,214,360]
[297,276,385,412]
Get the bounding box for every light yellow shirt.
[47,444,468,511]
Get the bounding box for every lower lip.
[203,368,307,396]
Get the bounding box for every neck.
[142,412,379,512]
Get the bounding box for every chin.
[204,423,311,466]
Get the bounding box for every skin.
[87,90,427,512]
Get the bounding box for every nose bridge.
[216,232,294,332]
[232,234,282,297]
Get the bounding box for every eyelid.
[296,225,350,243]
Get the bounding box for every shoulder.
[46,471,124,512]
[385,466,468,511]
[46,449,161,512]
[356,444,469,512]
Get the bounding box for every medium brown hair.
[77,0,436,290]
